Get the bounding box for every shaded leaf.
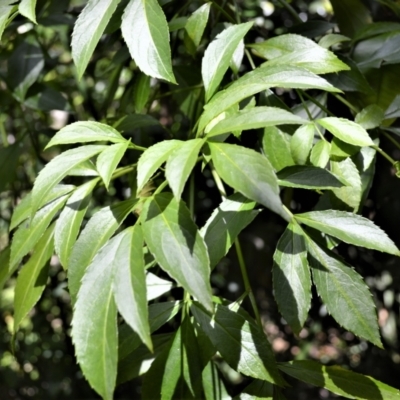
[114,114,161,132]
[184,3,211,56]
[235,379,274,399]
[0,3,14,42]
[355,105,384,129]
[290,124,315,165]
[262,127,295,171]
[133,72,151,113]
[330,138,359,161]
[203,361,230,400]
[0,248,16,291]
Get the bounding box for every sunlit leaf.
[18,0,37,24]
[290,123,315,165]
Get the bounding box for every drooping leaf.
[13,223,55,332]
[279,360,400,399]
[137,140,182,195]
[184,3,211,56]
[277,166,343,190]
[142,194,213,311]
[71,0,121,79]
[273,223,311,334]
[146,272,173,301]
[165,139,204,200]
[295,210,400,255]
[310,140,330,168]
[96,141,129,189]
[206,107,306,137]
[200,193,259,268]
[290,123,315,165]
[45,121,125,149]
[191,302,286,386]
[68,198,137,304]
[317,117,374,147]
[18,0,37,23]
[121,0,176,83]
[31,145,107,216]
[209,142,287,220]
[355,105,384,129]
[202,22,253,101]
[306,237,382,347]
[55,179,98,268]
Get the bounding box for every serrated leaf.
[10,194,69,269]
[202,22,253,101]
[184,3,211,56]
[31,145,107,217]
[55,180,98,268]
[45,121,125,149]
[165,139,204,200]
[262,127,295,171]
[0,4,14,42]
[137,140,182,195]
[121,0,176,83]
[209,142,287,220]
[290,123,315,165]
[18,0,37,23]
[273,223,311,334]
[355,105,384,129]
[191,302,286,386]
[146,272,173,301]
[310,140,330,168]
[207,107,307,137]
[279,360,400,400]
[13,223,55,332]
[200,193,259,268]
[277,166,343,190]
[96,141,129,189]
[198,65,339,133]
[71,0,120,79]
[141,193,213,311]
[68,198,137,304]
[317,117,374,147]
[295,210,400,255]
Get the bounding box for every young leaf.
[68,198,137,304]
[45,121,125,149]
[96,141,129,189]
[71,0,120,79]
[191,302,286,386]
[31,145,107,216]
[310,140,330,168]
[290,123,315,165]
[13,223,55,332]
[200,193,259,268]
[306,238,382,347]
[279,360,400,399]
[206,107,307,137]
[295,210,400,255]
[355,104,384,129]
[55,179,98,268]
[209,142,287,220]
[146,272,173,301]
[262,127,295,171]
[141,193,213,311]
[277,166,343,190]
[317,117,374,147]
[273,223,311,334]
[184,3,211,56]
[19,0,37,24]
[121,0,176,83]
[165,139,204,200]
[113,225,151,350]
[137,140,182,195]
[202,22,253,101]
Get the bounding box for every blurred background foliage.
[1,0,400,398]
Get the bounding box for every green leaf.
[184,3,211,56]
[96,141,129,189]
[67,198,137,304]
[19,0,37,23]
[207,107,307,137]
[355,105,384,129]
[146,272,173,301]
[10,194,69,269]
[318,34,350,49]
[68,159,99,177]
[279,360,400,399]
[13,223,54,332]
[137,140,182,195]
[262,127,295,171]
[202,22,253,101]
[168,16,188,32]
[114,113,161,132]
[200,193,259,268]
[230,40,245,75]
[310,140,330,168]
[54,180,98,268]
[273,223,311,334]
[317,117,374,147]
[71,0,120,79]
[198,65,340,133]
[133,72,151,113]
[251,34,349,74]
[0,3,14,42]
[0,247,16,291]
[121,0,176,83]
[142,193,213,311]
[113,225,151,350]
[45,121,125,149]
[165,139,204,200]
[191,302,286,386]
[203,361,230,400]
[290,123,315,165]
[209,142,287,220]
[236,379,274,399]
[277,166,343,190]
[31,145,107,217]
[330,138,359,161]
[295,210,400,255]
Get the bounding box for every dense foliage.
[2,0,400,399]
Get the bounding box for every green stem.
[153,180,169,195]
[276,0,303,23]
[373,146,396,165]
[381,130,400,151]
[245,48,256,70]
[301,91,334,117]
[333,93,359,114]
[110,164,136,181]
[296,90,313,120]
[210,0,236,23]
[128,143,147,151]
